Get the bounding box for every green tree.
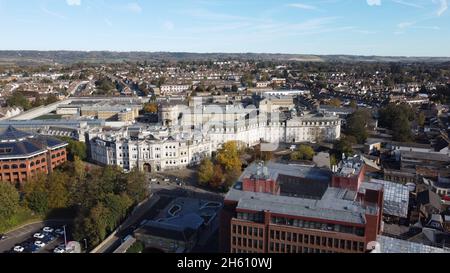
[198,158,214,185]
[417,112,426,127]
[47,171,69,209]
[6,92,31,110]
[124,168,149,204]
[290,145,315,161]
[349,100,358,109]
[335,136,356,157]
[346,110,371,144]
[0,183,20,219]
[23,174,49,214]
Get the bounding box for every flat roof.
[376,235,449,253]
[363,179,409,218]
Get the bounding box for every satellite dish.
[66,241,82,253]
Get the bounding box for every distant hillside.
[0,51,449,66]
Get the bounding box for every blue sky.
[0,0,449,56]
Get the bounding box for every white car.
[54,229,64,236]
[33,233,45,239]
[43,227,54,233]
[13,246,24,253]
[34,241,46,248]
[53,247,65,253]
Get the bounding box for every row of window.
[51,151,65,159]
[232,236,264,250]
[269,232,365,252]
[0,158,47,170]
[232,224,264,238]
[270,216,365,237]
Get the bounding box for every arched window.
[3,165,10,169]
[41,158,46,163]
[20,163,26,169]
[12,164,18,169]
[56,153,61,157]
[51,155,56,159]
[30,162,35,167]
[36,160,41,165]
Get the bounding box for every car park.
[33,233,45,239]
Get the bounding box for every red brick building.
[0,126,68,185]
[220,158,384,253]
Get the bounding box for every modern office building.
[219,157,384,253]
[0,126,68,184]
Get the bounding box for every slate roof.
[0,126,67,159]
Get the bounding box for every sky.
[0,0,449,56]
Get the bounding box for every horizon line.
[0,49,450,59]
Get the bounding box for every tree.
[0,183,20,219]
[143,103,158,113]
[124,168,149,204]
[346,110,371,144]
[335,136,356,157]
[23,174,49,214]
[198,158,214,185]
[418,112,426,127]
[327,98,341,107]
[6,92,31,110]
[44,94,59,105]
[210,165,224,189]
[58,137,87,161]
[290,145,315,161]
[216,141,242,172]
[102,193,133,232]
[349,100,358,109]
[47,171,69,209]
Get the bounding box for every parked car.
[33,233,45,239]
[53,247,65,254]
[43,227,54,233]
[54,229,64,236]
[34,241,46,248]
[13,246,24,253]
[0,234,7,240]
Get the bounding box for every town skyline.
[0,0,449,56]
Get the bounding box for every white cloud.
[367,0,382,6]
[434,0,448,16]
[66,0,81,6]
[287,3,318,10]
[391,0,423,8]
[163,21,175,31]
[126,3,142,13]
[398,21,415,28]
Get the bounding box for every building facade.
[220,158,384,253]
[88,127,212,173]
[0,126,68,184]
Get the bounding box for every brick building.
[0,126,68,184]
[219,158,384,253]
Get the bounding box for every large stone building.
[219,157,385,253]
[88,127,212,173]
[0,126,68,184]
[160,100,341,147]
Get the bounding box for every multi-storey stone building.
[88,127,212,173]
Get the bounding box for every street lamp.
[63,225,68,249]
[83,239,88,252]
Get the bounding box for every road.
[0,219,72,253]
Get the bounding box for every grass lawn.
[0,208,43,234]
